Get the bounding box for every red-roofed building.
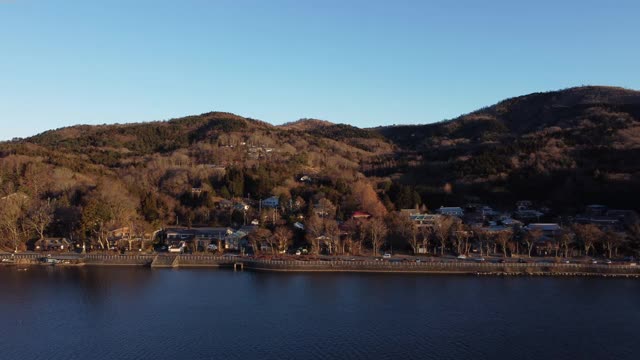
[352,211,372,220]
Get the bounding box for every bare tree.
[248,228,272,255]
[316,198,336,219]
[451,222,472,255]
[324,219,341,255]
[556,230,574,258]
[25,198,54,241]
[602,231,624,259]
[273,226,293,254]
[305,214,324,255]
[364,217,388,256]
[0,193,29,251]
[341,218,361,255]
[475,228,491,256]
[523,228,543,258]
[433,216,456,255]
[495,230,513,258]
[573,224,603,257]
[405,218,420,255]
[418,226,432,255]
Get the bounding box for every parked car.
[383,253,392,259]
[604,259,612,264]
[474,257,485,262]
[457,254,467,260]
[207,244,218,252]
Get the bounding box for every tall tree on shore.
[341,218,362,255]
[475,228,492,256]
[602,230,624,259]
[273,226,293,254]
[248,227,272,254]
[573,224,603,257]
[451,222,472,255]
[0,193,29,251]
[495,230,513,258]
[364,217,388,256]
[305,213,324,255]
[433,216,456,255]
[25,198,55,241]
[419,226,432,255]
[556,230,574,258]
[523,228,543,257]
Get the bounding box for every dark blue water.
[0,267,638,360]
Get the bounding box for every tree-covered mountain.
[374,86,640,211]
[1,85,640,249]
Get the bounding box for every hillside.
[375,86,640,210]
[2,85,640,250]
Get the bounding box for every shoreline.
[2,253,639,278]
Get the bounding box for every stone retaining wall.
[1,253,639,277]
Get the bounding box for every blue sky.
[1,0,639,140]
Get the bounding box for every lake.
[0,267,639,360]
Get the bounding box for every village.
[25,192,639,266]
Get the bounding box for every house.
[352,211,372,220]
[585,205,608,216]
[34,238,71,251]
[516,200,533,210]
[163,227,231,250]
[436,207,464,217]
[514,209,543,221]
[480,206,499,217]
[400,208,421,216]
[234,202,250,211]
[224,227,254,251]
[109,227,131,241]
[261,196,280,208]
[409,213,442,228]
[217,199,233,209]
[525,223,563,237]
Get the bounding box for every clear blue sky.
[1,0,639,140]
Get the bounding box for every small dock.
[151,255,178,268]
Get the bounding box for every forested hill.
[1,85,640,245]
[374,86,640,210]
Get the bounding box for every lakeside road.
[1,252,639,277]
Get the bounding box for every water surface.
[0,267,638,360]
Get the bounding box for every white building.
[436,207,464,217]
[261,196,280,208]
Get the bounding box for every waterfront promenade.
[1,252,639,277]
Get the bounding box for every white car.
[383,253,391,259]
[457,255,467,260]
